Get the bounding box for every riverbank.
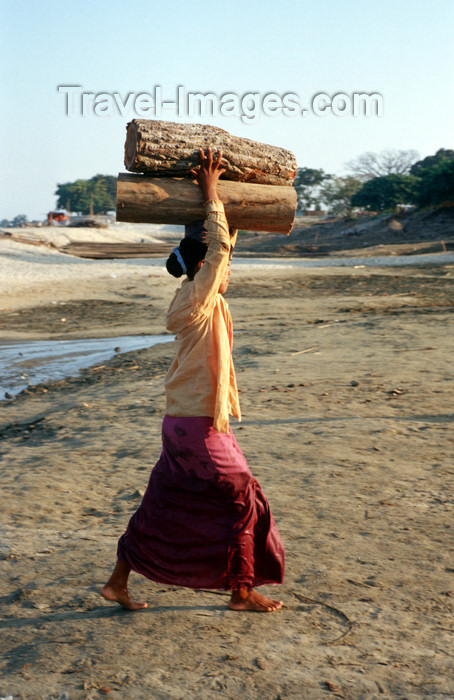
[1,256,453,698]
[1,232,454,319]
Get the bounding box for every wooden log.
[116,174,297,234]
[124,119,297,186]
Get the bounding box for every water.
[232,252,454,269]
[0,334,173,398]
[2,251,452,399]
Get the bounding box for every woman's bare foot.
[100,560,148,611]
[100,583,148,611]
[228,586,283,612]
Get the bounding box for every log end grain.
[124,121,138,171]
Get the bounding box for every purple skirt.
[117,415,285,590]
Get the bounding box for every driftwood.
[124,120,297,186]
[116,174,297,234]
[60,241,172,259]
[0,231,58,249]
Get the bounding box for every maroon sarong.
[117,415,285,590]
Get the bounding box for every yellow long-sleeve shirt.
[164,200,241,433]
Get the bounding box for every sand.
[0,238,453,699]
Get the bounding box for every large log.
[124,120,297,186]
[116,174,296,234]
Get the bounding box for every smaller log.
[125,119,297,186]
[116,174,297,234]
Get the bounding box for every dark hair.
[166,237,208,280]
[184,220,206,241]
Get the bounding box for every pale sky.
[1,0,453,220]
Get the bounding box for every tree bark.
[124,120,297,187]
[116,174,297,234]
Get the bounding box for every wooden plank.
[60,242,173,259]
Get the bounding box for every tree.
[416,160,454,207]
[11,214,28,227]
[346,149,419,181]
[0,218,11,227]
[55,174,116,214]
[293,167,331,212]
[320,176,363,216]
[351,174,420,211]
[410,148,454,177]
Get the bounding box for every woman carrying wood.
[101,147,284,612]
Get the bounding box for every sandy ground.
[0,244,453,699]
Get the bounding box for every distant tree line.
[293,148,454,215]
[1,174,117,228]
[0,214,30,227]
[55,174,117,215]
